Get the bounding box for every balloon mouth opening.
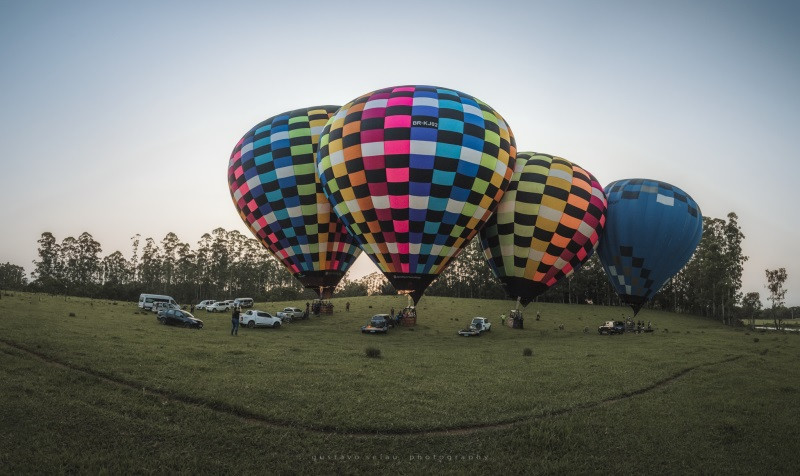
[384,273,437,305]
[618,295,647,316]
[295,270,347,299]
[498,277,550,307]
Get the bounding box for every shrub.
[522,348,533,357]
[69,312,76,317]
[365,347,381,358]
[753,337,760,343]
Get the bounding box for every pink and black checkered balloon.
[317,85,516,304]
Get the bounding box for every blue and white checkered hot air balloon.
[597,179,703,315]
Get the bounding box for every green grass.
[1,291,799,474]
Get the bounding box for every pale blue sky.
[1,0,797,305]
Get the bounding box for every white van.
[138,294,178,311]
[234,297,254,308]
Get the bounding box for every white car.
[195,300,216,310]
[240,310,282,329]
[234,297,254,308]
[276,307,305,321]
[207,300,233,312]
[470,317,492,333]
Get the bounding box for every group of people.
[625,317,652,333]
[500,310,531,329]
[389,306,416,326]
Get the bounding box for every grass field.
[1,291,799,474]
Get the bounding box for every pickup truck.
[598,320,625,335]
[239,310,282,329]
[276,307,305,322]
[361,314,390,334]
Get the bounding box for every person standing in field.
[346,301,350,311]
[231,306,240,336]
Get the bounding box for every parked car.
[234,297,254,308]
[207,300,234,312]
[361,314,390,334]
[239,310,282,329]
[138,293,177,311]
[152,301,180,314]
[158,309,203,329]
[195,300,216,310]
[470,317,491,333]
[598,321,626,335]
[277,307,305,321]
[458,317,491,336]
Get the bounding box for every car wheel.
[247,321,255,328]
[183,323,190,328]
[273,321,281,329]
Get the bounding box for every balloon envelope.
[480,152,607,306]
[597,178,703,315]
[228,106,362,298]
[317,85,516,304]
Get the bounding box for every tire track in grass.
[0,338,743,437]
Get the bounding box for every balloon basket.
[311,299,334,315]
[400,316,416,327]
[400,306,417,327]
[510,309,524,329]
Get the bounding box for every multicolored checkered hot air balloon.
[480,153,607,306]
[228,106,362,298]
[597,178,703,315]
[316,85,516,304]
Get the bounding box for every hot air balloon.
[228,106,362,298]
[316,85,516,304]
[479,152,607,306]
[597,178,703,315]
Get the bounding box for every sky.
[0,0,798,306]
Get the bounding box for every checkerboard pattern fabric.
[479,152,607,305]
[316,85,516,302]
[598,178,703,315]
[228,106,362,295]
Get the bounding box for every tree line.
[0,212,792,323]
